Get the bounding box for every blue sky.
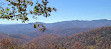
[0,0,111,24]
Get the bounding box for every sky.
[0,0,111,24]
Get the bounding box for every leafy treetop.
[0,0,56,32]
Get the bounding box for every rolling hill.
[25,26,111,49]
[0,26,111,49]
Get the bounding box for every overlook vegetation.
[0,0,56,32]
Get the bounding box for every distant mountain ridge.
[0,19,111,35]
[43,19,111,30]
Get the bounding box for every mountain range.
[0,19,111,37]
[0,19,111,49]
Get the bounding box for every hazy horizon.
[0,19,110,24]
[0,0,111,24]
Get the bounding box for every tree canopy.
[0,0,56,32]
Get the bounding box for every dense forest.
[0,26,111,49]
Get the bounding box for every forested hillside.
[0,26,111,49]
[25,26,111,49]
